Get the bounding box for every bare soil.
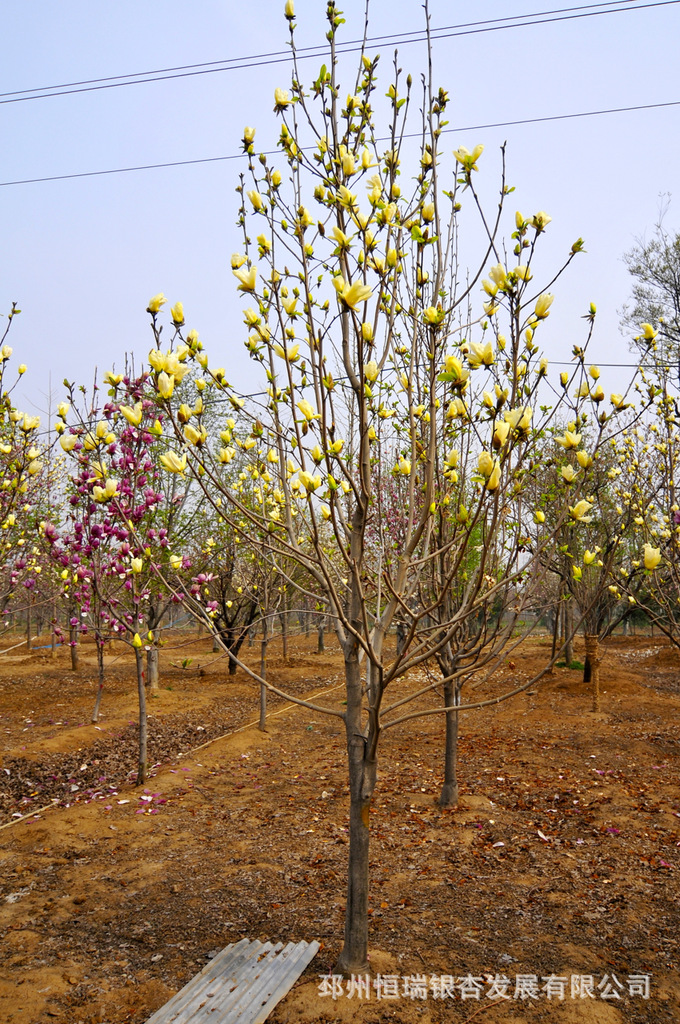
[0,629,678,1023]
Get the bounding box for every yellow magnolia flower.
[157,372,174,399]
[274,88,291,109]
[120,403,143,427]
[478,451,495,477]
[298,470,321,492]
[493,420,510,449]
[160,451,187,474]
[534,510,545,524]
[273,342,300,362]
[233,266,257,292]
[60,434,78,452]
[576,450,593,469]
[333,277,373,311]
[534,293,554,319]
[643,543,661,570]
[530,211,552,232]
[132,633,143,649]
[397,457,411,476]
[569,499,593,523]
[584,550,597,565]
[147,293,167,314]
[93,478,118,502]
[444,355,469,387]
[453,143,484,172]
[484,461,500,491]
[488,263,507,289]
[467,340,494,368]
[504,406,532,434]
[639,323,658,343]
[556,430,582,449]
[561,464,576,483]
[247,190,264,211]
[131,558,144,574]
[297,399,320,422]
[364,360,379,382]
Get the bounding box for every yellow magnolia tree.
[0,303,48,637]
[614,332,680,642]
[147,1,632,972]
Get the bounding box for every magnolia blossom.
[233,266,257,292]
[298,470,321,492]
[297,399,319,422]
[643,543,661,570]
[160,451,187,474]
[534,293,554,320]
[467,340,494,368]
[333,276,373,311]
[453,143,484,172]
[556,430,582,449]
[147,293,167,314]
[569,499,593,523]
[60,434,78,452]
[120,403,143,427]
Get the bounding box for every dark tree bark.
[439,678,460,807]
[134,646,148,785]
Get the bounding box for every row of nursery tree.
[3,0,680,973]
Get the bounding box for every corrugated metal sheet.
[145,938,320,1024]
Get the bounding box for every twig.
[461,1001,501,1024]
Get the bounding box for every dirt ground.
[0,628,678,1024]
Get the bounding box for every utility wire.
[0,0,676,105]
[1,98,677,188]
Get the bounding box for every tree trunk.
[92,641,105,722]
[259,617,268,731]
[335,650,376,976]
[439,678,459,807]
[563,600,574,665]
[317,614,325,653]
[281,601,289,662]
[135,647,148,785]
[146,645,159,690]
[550,600,561,669]
[583,656,592,684]
[396,619,406,656]
[69,604,79,670]
[26,600,32,653]
[584,634,601,712]
[51,602,58,659]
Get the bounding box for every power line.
[0,0,676,106]
[1,98,677,188]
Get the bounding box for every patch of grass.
[556,659,585,671]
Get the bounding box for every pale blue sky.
[2,0,679,416]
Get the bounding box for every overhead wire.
[0,0,676,105]
[0,98,677,188]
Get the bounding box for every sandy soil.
[0,629,678,1023]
